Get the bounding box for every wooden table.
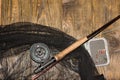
[0,0,120,79]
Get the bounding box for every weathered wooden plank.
[11,0,19,23]
[17,0,32,22]
[1,0,12,25]
[37,0,63,29]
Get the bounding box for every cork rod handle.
[54,37,88,61]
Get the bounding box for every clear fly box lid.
[84,38,110,66]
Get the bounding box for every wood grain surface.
[0,0,120,80]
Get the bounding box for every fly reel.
[30,43,58,74]
[30,43,51,64]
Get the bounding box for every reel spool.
[30,43,51,64]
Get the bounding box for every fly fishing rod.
[32,15,120,80]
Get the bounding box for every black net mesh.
[0,22,103,80]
